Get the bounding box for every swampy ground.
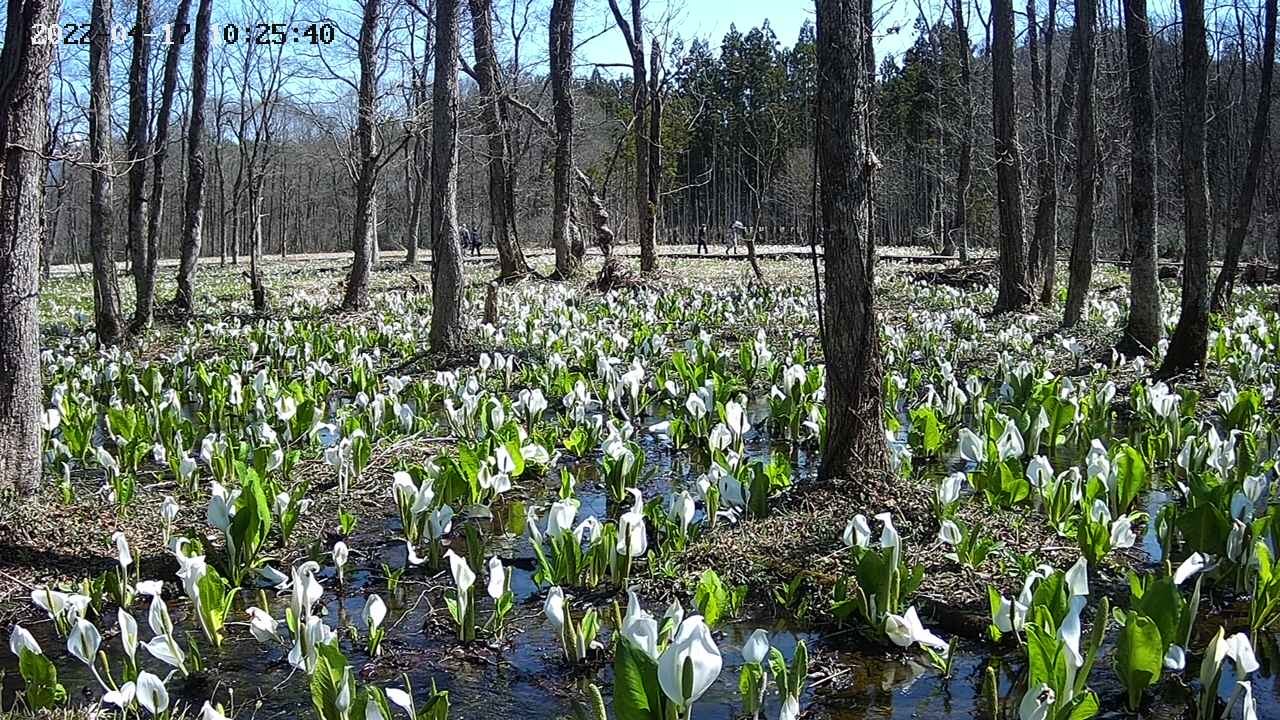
[1,249,1276,720]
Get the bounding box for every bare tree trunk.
[550,0,578,277]
[1211,0,1276,311]
[575,168,621,283]
[1036,19,1080,304]
[406,45,431,267]
[430,0,465,352]
[943,0,973,261]
[1160,0,1211,376]
[471,0,530,281]
[815,0,888,480]
[249,179,266,312]
[126,0,152,330]
[647,39,663,269]
[45,180,65,279]
[89,0,124,344]
[992,0,1031,312]
[278,156,288,258]
[1063,0,1099,327]
[406,134,428,265]
[0,0,61,492]
[608,0,658,272]
[1118,0,1162,355]
[173,0,213,315]
[1025,0,1043,284]
[341,0,382,310]
[371,189,380,267]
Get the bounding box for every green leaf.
[309,641,350,720]
[196,568,236,646]
[1176,504,1229,556]
[1063,690,1100,720]
[1133,578,1182,652]
[909,406,942,454]
[230,468,273,573]
[694,570,728,627]
[612,640,660,720]
[1115,614,1163,711]
[1025,625,1067,691]
[768,647,790,693]
[1029,573,1069,630]
[1114,445,1148,513]
[18,649,67,710]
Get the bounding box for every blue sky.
[571,0,919,72]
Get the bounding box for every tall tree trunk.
[126,0,153,330]
[943,0,973,261]
[470,0,529,281]
[608,0,657,272]
[278,156,288,258]
[1211,0,1276,311]
[1036,19,1080,303]
[991,0,1031,312]
[647,39,663,268]
[341,0,382,310]
[406,134,428,265]
[550,0,578,277]
[173,0,213,315]
[406,47,431,267]
[815,0,888,480]
[1026,0,1043,284]
[371,189,380,267]
[248,178,266,313]
[1160,0,1211,376]
[1118,0,1162,355]
[430,0,465,352]
[89,0,124,344]
[1063,0,1099,327]
[0,0,61,491]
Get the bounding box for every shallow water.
[6,405,1279,719]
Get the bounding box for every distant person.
[727,220,746,255]
[696,224,709,254]
[462,225,482,256]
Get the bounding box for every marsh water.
[4,405,1279,719]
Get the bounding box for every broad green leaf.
[1115,614,1163,712]
[612,640,659,720]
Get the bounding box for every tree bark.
[943,0,973,261]
[991,0,1031,312]
[248,178,266,312]
[815,0,888,480]
[1035,18,1080,304]
[1118,0,1162,355]
[1160,0,1211,376]
[429,0,465,352]
[406,44,431,267]
[341,0,382,310]
[406,134,428,265]
[89,0,124,344]
[1025,0,1043,284]
[647,39,663,269]
[0,0,61,492]
[1063,0,1099,327]
[549,0,578,277]
[468,0,528,281]
[1211,0,1276,311]
[608,0,658,272]
[126,0,153,330]
[173,0,213,315]
[574,168,619,273]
